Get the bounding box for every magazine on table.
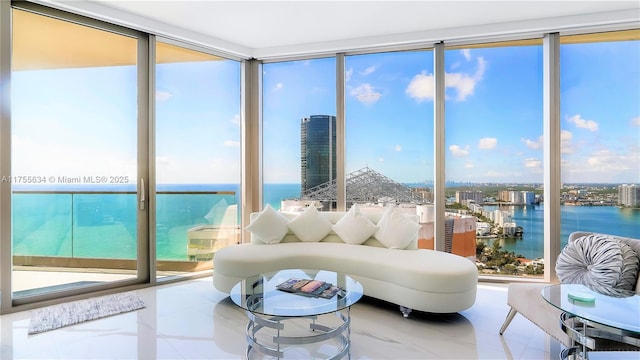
[276,278,342,299]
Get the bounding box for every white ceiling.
[46,1,640,58]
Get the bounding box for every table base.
[559,312,640,360]
[245,308,351,359]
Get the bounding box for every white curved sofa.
[213,207,478,316]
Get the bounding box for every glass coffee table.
[542,284,640,359]
[230,269,363,359]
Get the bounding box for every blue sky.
[11,41,639,186]
[264,41,639,184]
[12,59,241,186]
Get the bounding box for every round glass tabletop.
[541,283,640,334]
[230,268,363,317]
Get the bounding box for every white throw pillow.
[287,206,333,242]
[245,204,289,244]
[332,204,379,245]
[375,206,420,249]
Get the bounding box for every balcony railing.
[12,189,239,271]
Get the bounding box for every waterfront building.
[456,190,484,205]
[510,191,524,204]
[301,115,337,195]
[522,191,536,204]
[618,184,640,207]
[411,205,477,261]
[499,190,536,204]
[476,222,491,236]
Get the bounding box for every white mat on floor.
[28,291,145,335]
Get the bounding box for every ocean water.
[11,184,639,261]
[13,185,240,261]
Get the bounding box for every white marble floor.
[0,277,571,359]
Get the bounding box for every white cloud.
[567,114,598,131]
[345,68,353,82]
[521,136,542,149]
[274,82,284,91]
[232,114,240,126]
[350,83,382,105]
[449,144,470,157]
[378,157,384,162]
[405,71,434,102]
[445,57,486,101]
[478,137,497,150]
[563,144,640,183]
[524,158,541,168]
[464,160,474,168]
[394,144,402,152]
[586,149,638,173]
[156,91,172,102]
[361,66,376,76]
[631,116,640,127]
[406,57,486,102]
[561,130,573,154]
[461,49,471,61]
[223,140,240,147]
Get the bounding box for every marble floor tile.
[1,278,569,359]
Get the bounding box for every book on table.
[276,278,341,298]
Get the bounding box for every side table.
[541,284,639,359]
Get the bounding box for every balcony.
[11,189,239,296]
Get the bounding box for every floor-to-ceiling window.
[444,41,545,276]
[154,40,241,279]
[344,50,436,245]
[9,6,144,301]
[559,30,640,243]
[262,58,336,211]
[1,2,245,313]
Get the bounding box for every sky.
[12,59,242,186]
[11,40,640,187]
[263,41,640,184]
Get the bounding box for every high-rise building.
[455,190,484,204]
[618,184,640,207]
[301,115,337,194]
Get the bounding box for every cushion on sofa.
[375,206,420,249]
[331,204,379,245]
[556,233,639,297]
[245,204,289,244]
[287,205,334,242]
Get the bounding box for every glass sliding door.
[155,40,241,279]
[10,7,143,300]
